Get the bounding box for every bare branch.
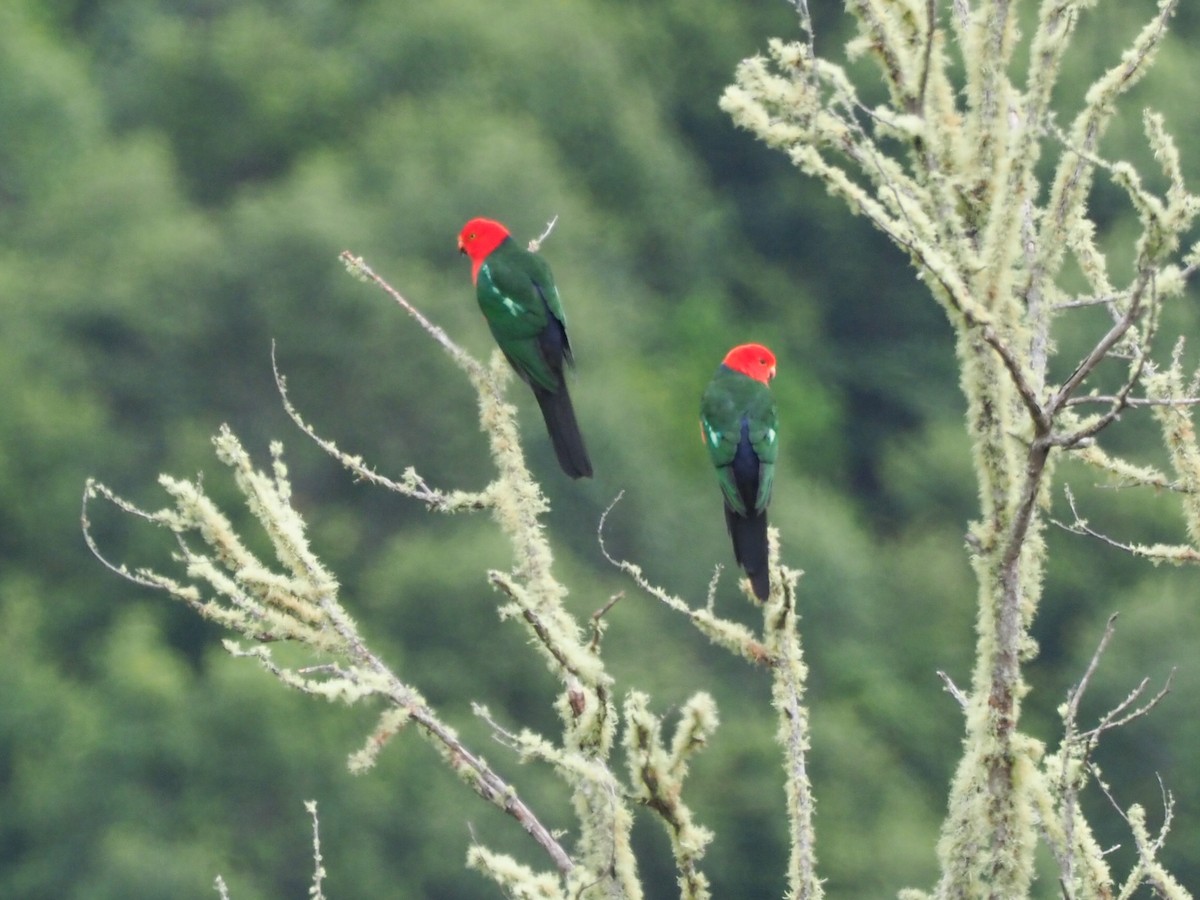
[489,570,591,685]
[1047,268,1152,421]
[1066,394,1200,409]
[1051,284,1159,449]
[1064,613,1119,731]
[287,617,578,875]
[588,592,624,653]
[340,251,483,378]
[1052,294,1120,312]
[937,670,969,710]
[1081,669,1175,744]
[527,215,559,253]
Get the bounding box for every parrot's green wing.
[475,242,569,392]
[700,369,778,516]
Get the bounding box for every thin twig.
[1081,669,1175,743]
[1066,394,1200,408]
[1052,294,1120,311]
[790,0,817,62]
[1054,615,1120,900]
[1152,773,1175,854]
[1054,484,1200,563]
[588,592,624,652]
[1051,286,1158,449]
[1064,613,1119,729]
[592,593,623,624]
[306,801,327,900]
[937,670,969,710]
[81,481,174,592]
[1047,268,1152,421]
[272,343,491,509]
[490,570,583,679]
[369,658,576,875]
[340,252,482,377]
[527,215,559,253]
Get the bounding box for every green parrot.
[700,343,778,600]
[458,217,592,478]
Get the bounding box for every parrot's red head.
[723,343,777,384]
[458,218,511,282]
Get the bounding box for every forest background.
[3,0,1199,897]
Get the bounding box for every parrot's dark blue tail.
[725,505,770,600]
[532,382,593,479]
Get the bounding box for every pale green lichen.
[90,239,677,891]
[724,0,1196,897]
[85,430,345,653]
[622,691,716,900]
[467,846,565,900]
[348,707,413,774]
[1146,357,1200,550]
[606,518,817,897]
[1121,803,1190,899]
[763,558,820,900]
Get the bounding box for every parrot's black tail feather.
[725,505,770,600]
[532,383,593,479]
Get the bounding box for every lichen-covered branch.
[1034,615,1179,899]
[338,254,615,754]
[468,845,567,900]
[604,511,820,898]
[622,692,717,900]
[598,493,770,665]
[1060,341,1200,570]
[724,1,1196,897]
[335,255,638,898]
[83,433,574,878]
[1120,800,1190,900]
[759,537,820,900]
[1146,351,1200,547]
[214,802,329,900]
[87,251,665,898]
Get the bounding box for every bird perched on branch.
[700,343,778,600]
[458,217,592,478]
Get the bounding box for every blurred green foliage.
[2,0,1198,896]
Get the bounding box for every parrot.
[700,343,778,601]
[457,217,593,478]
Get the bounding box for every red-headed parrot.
[700,343,778,600]
[458,217,593,478]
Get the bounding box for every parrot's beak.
[768,365,777,382]
[457,236,466,254]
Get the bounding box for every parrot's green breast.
[475,241,568,393]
